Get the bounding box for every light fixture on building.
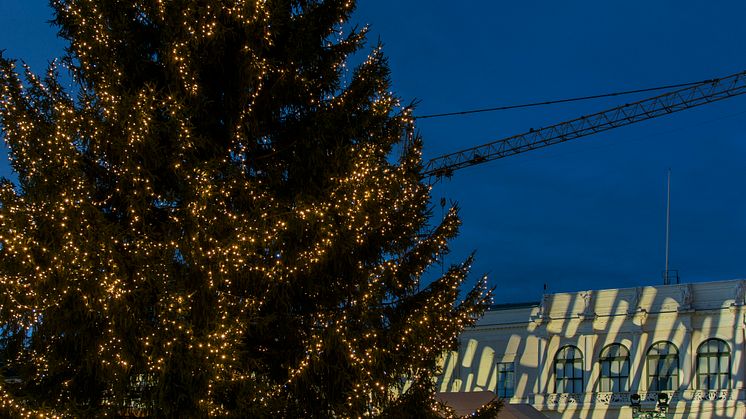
[657,392,669,413]
[630,393,669,418]
[630,393,641,414]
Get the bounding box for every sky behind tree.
[2,1,746,303]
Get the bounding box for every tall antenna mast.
[663,168,676,285]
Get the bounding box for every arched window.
[697,339,730,389]
[555,345,583,393]
[646,341,679,391]
[599,343,630,392]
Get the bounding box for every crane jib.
[422,70,746,179]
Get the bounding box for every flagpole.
[664,169,671,285]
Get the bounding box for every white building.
[437,279,746,418]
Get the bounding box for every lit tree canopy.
[0,0,492,416]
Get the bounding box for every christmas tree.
[0,0,492,416]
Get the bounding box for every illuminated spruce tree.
[0,0,492,417]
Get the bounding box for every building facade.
[437,279,746,418]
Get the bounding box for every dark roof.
[435,391,548,418]
[488,301,540,311]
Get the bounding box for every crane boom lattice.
[423,70,746,178]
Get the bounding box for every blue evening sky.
[2,1,745,303]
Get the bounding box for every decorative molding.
[541,390,744,406]
[731,280,746,308]
[678,284,694,312]
[543,391,682,407]
[594,391,631,406]
[689,389,730,401]
[537,293,550,321]
[629,287,644,318]
[545,392,581,405]
[578,290,596,321]
[632,308,648,326]
[635,286,643,308]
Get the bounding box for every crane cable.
[414,78,718,120]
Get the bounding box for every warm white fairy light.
[0,1,492,417]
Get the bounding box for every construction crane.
[422,70,746,179]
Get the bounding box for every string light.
[0,1,492,416]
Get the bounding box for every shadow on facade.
[436,279,746,418]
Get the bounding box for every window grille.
[599,343,630,392]
[696,339,730,389]
[646,341,679,391]
[555,346,583,393]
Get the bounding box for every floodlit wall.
[437,279,746,418]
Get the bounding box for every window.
[599,343,630,392]
[697,339,730,389]
[496,362,515,398]
[647,341,679,391]
[555,346,583,393]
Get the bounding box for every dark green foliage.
[0,1,492,416]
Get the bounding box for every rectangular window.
[496,362,515,398]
